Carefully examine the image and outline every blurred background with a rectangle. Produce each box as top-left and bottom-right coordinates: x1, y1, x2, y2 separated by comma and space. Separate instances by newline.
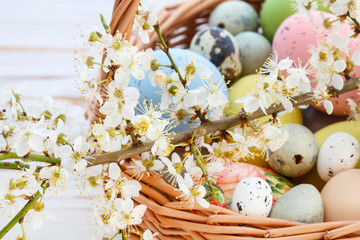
0, 0, 180, 239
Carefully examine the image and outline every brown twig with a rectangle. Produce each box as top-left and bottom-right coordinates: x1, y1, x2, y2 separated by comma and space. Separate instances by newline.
87, 77, 359, 166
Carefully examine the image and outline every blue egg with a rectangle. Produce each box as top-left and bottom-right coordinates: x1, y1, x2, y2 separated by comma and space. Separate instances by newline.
129, 48, 228, 132
209, 1, 259, 36
234, 31, 272, 76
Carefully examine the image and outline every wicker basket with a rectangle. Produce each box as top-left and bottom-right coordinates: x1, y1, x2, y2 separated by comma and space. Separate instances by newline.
86, 0, 360, 239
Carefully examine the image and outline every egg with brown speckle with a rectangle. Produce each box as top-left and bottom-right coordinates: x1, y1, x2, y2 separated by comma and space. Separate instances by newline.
317, 132, 360, 182
231, 177, 273, 217
268, 123, 318, 177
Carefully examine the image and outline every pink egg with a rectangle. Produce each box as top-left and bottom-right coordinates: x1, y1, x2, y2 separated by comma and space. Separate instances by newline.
273, 11, 360, 116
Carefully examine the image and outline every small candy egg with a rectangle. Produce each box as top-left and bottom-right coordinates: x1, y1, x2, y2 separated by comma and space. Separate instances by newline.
234, 31, 271, 76
321, 169, 360, 221
209, 1, 259, 36
268, 123, 318, 177
190, 27, 242, 81
317, 132, 360, 182
269, 184, 324, 223
231, 177, 273, 217
129, 48, 228, 132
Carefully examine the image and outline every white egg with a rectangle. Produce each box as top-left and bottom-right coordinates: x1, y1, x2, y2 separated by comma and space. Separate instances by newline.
231, 177, 273, 217
317, 132, 360, 182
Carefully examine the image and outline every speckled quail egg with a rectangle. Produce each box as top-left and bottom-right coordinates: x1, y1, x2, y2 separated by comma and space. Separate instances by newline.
190, 27, 242, 82
231, 177, 273, 217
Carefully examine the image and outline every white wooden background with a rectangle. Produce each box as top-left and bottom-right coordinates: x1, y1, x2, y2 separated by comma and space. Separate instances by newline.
0, 1, 180, 239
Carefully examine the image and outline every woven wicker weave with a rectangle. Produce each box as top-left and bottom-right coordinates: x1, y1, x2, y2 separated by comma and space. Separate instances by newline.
86, 1, 360, 239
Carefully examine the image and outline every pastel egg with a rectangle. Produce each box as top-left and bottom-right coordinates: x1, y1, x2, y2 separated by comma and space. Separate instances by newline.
292, 121, 360, 192
216, 162, 293, 207
272, 11, 360, 116
209, 1, 259, 36
234, 31, 271, 76
231, 177, 273, 217
260, 0, 328, 42
270, 184, 324, 223
260, 0, 296, 42
317, 132, 360, 182
129, 48, 228, 132
190, 27, 242, 81
321, 169, 360, 221
268, 123, 318, 177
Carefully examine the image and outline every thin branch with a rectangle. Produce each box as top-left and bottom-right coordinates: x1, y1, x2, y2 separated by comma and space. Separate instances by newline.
0, 161, 30, 170
0, 152, 61, 165
87, 77, 359, 166
153, 23, 186, 86
0, 181, 49, 239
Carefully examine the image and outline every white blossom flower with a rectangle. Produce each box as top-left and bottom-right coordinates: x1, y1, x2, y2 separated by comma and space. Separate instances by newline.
286, 61, 313, 92
92, 124, 130, 152
0, 197, 23, 218
261, 54, 293, 80
128, 152, 164, 179
316, 54, 346, 90
82, 165, 104, 195
227, 128, 252, 159
39, 166, 69, 189
178, 173, 209, 208
109, 198, 147, 230
312, 88, 334, 115
19, 165, 41, 196
291, 0, 318, 17
159, 152, 183, 184
0, 86, 18, 119
92, 196, 118, 234
60, 136, 90, 173
329, 0, 360, 19
347, 98, 360, 122
26, 206, 56, 230
134, 5, 157, 44
247, 124, 289, 157
14, 120, 46, 157
105, 163, 141, 201
146, 120, 172, 156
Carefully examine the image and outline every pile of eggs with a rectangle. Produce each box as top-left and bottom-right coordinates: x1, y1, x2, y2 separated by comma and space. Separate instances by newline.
137, 0, 360, 223
185, 0, 360, 223
216, 122, 360, 223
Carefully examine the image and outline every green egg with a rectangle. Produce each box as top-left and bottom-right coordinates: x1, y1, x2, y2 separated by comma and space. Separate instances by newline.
260, 0, 296, 42
270, 184, 324, 223
260, 0, 329, 42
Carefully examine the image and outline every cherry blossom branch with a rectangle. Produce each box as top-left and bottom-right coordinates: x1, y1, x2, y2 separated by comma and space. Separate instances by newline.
88, 77, 359, 166
0, 181, 49, 239
0, 152, 61, 165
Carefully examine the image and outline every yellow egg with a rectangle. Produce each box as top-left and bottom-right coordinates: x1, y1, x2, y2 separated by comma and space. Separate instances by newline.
293, 121, 360, 191
238, 147, 271, 168
227, 74, 303, 125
